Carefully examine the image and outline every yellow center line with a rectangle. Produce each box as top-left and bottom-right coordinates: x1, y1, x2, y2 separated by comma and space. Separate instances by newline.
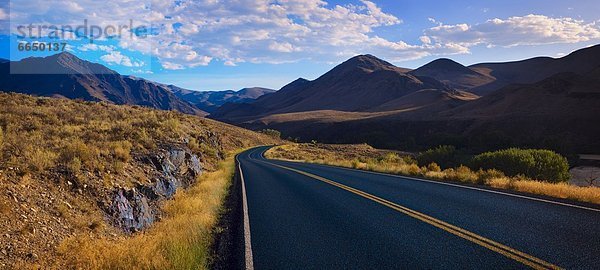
261, 160, 562, 270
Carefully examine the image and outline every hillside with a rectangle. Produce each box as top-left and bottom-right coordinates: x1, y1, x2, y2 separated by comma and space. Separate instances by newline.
211, 54, 453, 122
0, 92, 278, 268
469, 44, 600, 95
409, 58, 494, 90
171, 86, 275, 113
0, 53, 204, 115
210, 45, 600, 153
263, 68, 600, 153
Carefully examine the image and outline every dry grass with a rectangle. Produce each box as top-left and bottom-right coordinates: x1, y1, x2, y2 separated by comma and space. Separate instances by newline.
267, 144, 600, 205
487, 178, 600, 203
57, 153, 238, 270
0, 92, 279, 268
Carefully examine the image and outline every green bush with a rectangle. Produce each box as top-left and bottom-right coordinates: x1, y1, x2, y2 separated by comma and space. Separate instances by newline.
417, 145, 456, 169
471, 148, 569, 182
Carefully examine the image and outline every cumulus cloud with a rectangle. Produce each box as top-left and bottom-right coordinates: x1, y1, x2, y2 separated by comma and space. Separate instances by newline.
161, 61, 184, 70
424, 14, 600, 47
79, 44, 115, 52
100, 51, 143, 67
8, 2, 599, 69
9, 0, 452, 68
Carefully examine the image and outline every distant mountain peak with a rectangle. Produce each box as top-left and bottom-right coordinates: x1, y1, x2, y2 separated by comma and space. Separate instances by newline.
425, 58, 462, 68
416, 58, 474, 73
409, 57, 493, 90
13, 52, 115, 75
341, 54, 396, 71
1, 53, 202, 115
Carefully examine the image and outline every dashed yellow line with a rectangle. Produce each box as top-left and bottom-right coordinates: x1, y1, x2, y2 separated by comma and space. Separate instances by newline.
264, 161, 562, 270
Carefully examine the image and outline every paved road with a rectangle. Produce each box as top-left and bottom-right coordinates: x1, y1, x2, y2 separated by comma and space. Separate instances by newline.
237, 146, 600, 269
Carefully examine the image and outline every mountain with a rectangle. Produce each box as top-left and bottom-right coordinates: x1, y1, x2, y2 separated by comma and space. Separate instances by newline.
211, 44, 600, 153
171, 86, 275, 113
0, 53, 204, 115
409, 58, 494, 90
0, 58, 9, 64
447, 68, 600, 118
469, 44, 600, 95
250, 68, 600, 153
211, 54, 453, 123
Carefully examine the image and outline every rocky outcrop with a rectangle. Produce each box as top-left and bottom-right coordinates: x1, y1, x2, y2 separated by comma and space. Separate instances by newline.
111, 189, 154, 232
109, 148, 203, 232
143, 148, 203, 199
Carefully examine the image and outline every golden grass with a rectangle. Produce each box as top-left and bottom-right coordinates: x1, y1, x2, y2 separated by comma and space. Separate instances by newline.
487, 178, 600, 203
57, 153, 238, 270
266, 144, 600, 205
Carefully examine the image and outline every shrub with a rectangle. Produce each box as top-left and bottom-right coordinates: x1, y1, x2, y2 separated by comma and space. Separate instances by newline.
406, 164, 421, 176
259, 129, 281, 139
402, 155, 417, 165
443, 165, 478, 184
382, 153, 401, 163
26, 148, 58, 172
66, 157, 82, 174
111, 140, 132, 162
476, 169, 505, 184
417, 145, 456, 169
471, 148, 569, 182
427, 162, 441, 172
60, 140, 98, 171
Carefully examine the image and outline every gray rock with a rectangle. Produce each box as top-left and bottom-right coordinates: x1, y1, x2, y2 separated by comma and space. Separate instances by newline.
110, 189, 154, 232
110, 147, 203, 232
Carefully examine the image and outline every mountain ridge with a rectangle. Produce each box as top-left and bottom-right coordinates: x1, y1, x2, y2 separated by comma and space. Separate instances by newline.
409, 58, 494, 90
211, 44, 600, 153
0, 53, 204, 115
171, 87, 275, 113
210, 54, 452, 122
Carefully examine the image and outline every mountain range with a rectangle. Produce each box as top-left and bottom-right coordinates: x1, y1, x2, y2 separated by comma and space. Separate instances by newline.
2, 45, 599, 153
171, 86, 275, 113
0, 53, 272, 115
211, 44, 600, 153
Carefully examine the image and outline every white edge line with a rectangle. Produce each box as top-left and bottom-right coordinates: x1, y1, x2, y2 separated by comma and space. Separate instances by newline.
261, 150, 600, 213
236, 154, 254, 270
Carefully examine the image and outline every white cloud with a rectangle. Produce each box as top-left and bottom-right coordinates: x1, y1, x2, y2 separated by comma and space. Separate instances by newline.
419, 36, 431, 44
161, 61, 184, 70
9, 0, 436, 67
268, 41, 298, 52
101, 51, 143, 67
79, 44, 115, 52
424, 14, 600, 48
132, 69, 153, 74
9, 2, 598, 69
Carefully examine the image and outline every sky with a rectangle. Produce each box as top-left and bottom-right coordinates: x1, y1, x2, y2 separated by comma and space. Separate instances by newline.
1, 0, 600, 91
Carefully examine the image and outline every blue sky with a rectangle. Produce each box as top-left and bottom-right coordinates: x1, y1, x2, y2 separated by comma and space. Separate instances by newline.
1, 0, 599, 90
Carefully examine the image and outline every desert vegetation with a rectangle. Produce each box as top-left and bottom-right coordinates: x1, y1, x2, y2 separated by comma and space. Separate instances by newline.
266, 144, 600, 204
471, 148, 570, 182
0, 92, 277, 268
57, 155, 238, 269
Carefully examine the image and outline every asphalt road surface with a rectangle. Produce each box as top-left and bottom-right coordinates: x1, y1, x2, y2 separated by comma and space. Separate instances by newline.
237, 146, 600, 269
